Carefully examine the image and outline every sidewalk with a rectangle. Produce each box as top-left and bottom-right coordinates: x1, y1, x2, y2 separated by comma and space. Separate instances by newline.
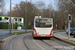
54, 32, 75, 41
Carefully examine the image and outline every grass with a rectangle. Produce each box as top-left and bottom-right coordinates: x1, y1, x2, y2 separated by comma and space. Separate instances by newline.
7, 31, 32, 35
65, 39, 75, 43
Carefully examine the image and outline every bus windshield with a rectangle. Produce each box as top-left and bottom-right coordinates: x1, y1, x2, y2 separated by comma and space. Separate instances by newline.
35, 19, 52, 28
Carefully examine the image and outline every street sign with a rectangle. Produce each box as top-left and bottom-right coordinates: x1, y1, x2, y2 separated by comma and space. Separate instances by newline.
10, 19, 15, 33
11, 19, 15, 24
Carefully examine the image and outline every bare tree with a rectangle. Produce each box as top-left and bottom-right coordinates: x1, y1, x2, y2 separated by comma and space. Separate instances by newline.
34, 0, 45, 16
8, 1, 38, 25
55, 0, 75, 29
48, 3, 54, 18
0, 0, 5, 15
71, 0, 75, 4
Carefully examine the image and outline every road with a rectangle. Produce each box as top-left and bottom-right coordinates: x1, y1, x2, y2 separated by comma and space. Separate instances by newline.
0, 30, 32, 39
2, 33, 75, 50
0, 30, 32, 35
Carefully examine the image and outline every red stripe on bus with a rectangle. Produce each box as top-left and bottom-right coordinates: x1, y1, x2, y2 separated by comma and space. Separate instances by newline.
50, 29, 53, 36
34, 28, 37, 35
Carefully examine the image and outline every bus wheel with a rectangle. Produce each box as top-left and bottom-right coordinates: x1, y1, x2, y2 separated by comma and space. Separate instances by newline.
50, 37, 51, 39
50, 37, 52, 40
33, 37, 35, 39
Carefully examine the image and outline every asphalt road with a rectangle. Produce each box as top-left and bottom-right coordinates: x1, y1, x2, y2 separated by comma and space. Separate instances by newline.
2, 33, 75, 50
0, 30, 32, 35
0, 30, 32, 39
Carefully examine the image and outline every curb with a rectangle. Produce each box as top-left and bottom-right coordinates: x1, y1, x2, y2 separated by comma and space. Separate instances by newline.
53, 36, 75, 46
16, 32, 32, 35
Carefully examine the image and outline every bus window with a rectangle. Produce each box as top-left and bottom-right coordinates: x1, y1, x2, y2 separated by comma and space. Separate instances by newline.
35, 19, 52, 27
20, 19, 21, 21
18, 19, 21, 21
5, 17, 8, 20
0, 17, 2, 21
14, 18, 17, 21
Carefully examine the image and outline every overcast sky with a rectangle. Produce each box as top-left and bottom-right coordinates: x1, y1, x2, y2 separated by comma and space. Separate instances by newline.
4, 0, 57, 12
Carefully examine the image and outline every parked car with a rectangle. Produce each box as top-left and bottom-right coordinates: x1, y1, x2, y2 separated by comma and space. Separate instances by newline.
66, 28, 75, 35
73, 31, 75, 38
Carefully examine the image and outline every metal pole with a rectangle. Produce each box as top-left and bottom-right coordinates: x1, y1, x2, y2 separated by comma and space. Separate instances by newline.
17, 5, 19, 27
68, 18, 70, 40
25, 0, 27, 31
12, 23, 13, 33
54, 12, 55, 30
10, 0, 11, 34
49, 10, 50, 18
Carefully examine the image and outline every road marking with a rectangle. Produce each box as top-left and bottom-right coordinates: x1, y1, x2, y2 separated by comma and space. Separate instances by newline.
33, 39, 45, 50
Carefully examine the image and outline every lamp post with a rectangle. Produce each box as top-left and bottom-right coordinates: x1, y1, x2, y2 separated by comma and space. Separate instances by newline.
16, 4, 19, 27
25, 0, 27, 31
53, 12, 55, 30
10, 0, 11, 34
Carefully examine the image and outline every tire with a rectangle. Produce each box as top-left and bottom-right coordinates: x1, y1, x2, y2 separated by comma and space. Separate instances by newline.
33, 37, 36, 39
50, 37, 52, 39
33, 37, 35, 39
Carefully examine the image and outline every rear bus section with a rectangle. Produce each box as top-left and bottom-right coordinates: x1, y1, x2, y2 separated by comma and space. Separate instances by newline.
32, 18, 53, 38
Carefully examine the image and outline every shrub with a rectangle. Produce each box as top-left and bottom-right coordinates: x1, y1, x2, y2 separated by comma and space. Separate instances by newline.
0, 23, 20, 29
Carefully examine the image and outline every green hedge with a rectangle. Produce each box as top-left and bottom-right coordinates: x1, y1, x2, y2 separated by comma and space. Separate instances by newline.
0, 23, 33, 29
0, 23, 9, 29
0, 23, 19, 29
22, 25, 33, 29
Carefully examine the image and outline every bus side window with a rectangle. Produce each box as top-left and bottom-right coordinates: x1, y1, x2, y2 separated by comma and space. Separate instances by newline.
0, 17, 2, 21
14, 18, 17, 21
20, 19, 21, 21
5, 17, 8, 20
36, 23, 40, 27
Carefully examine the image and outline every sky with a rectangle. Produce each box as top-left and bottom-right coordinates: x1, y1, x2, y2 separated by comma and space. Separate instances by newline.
4, 0, 57, 12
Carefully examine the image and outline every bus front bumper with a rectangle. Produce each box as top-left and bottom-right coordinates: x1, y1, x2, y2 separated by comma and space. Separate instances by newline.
34, 34, 53, 37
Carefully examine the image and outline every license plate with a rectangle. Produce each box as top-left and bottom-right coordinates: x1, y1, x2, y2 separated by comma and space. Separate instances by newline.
41, 35, 46, 36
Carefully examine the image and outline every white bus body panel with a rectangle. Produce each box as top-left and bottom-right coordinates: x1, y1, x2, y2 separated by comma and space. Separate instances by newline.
33, 18, 53, 37
34, 27, 53, 35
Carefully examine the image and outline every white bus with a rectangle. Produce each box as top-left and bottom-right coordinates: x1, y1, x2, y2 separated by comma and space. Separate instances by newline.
32, 17, 53, 38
